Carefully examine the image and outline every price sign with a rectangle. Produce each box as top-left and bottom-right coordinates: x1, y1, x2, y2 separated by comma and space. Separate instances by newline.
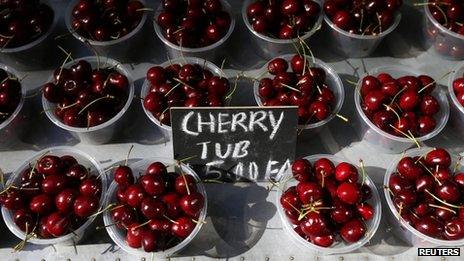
171, 107, 298, 181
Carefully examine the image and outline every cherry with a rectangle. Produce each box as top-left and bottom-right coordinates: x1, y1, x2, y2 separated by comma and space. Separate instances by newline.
357, 203, 374, 221
45, 212, 71, 237
111, 205, 137, 229
364, 90, 386, 111
65, 164, 88, 181
149, 219, 172, 233
425, 148, 452, 169
179, 192, 205, 217
126, 223, 145, 248
268, 58, 289, 75
334, 162, 358, 183
291, 158, 312, 181
29, 194, 53, 214
140, 174, 165, 196
141, 197, 166, 219
336, 182, 360, 205
454, 173, 464, 188
125, 185, 145, 208
310, 234, 334, 247
300, 212, 329, 237
330, 204, 353, 224
394, 190, 417, 207
73, 195, 99, 218
13, 209, 34, 232
314, 158, 335, 178
0, 189, 25, 210
280, 187, 302, 211
340, 219, 366, 243
55, 188, 78, 213
361, 75, 381, 97
79, 177, 101, 197
414, 217, 444, 238
41, 175, 67, 195
175, 175, 196, 195
415, 175, 435, 192
162, 193, 182, 219
333, 10, 353, 30
399, 91, 421, 111
171, 216, 195, 238
141, 230, 157, 252
436, 181, 461, 203
445, 219, 464, 240
397, 157, 423, 180
37, 156, 62, 176
114, 166, 134, 186
296, 182, 323, 204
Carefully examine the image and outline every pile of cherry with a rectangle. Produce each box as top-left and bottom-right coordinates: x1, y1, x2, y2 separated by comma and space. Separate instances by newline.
359, 73, 441, 137
42, 59, 130, 128
245, 0, 321, 39
0, 69, 21, 124
452, 75, 464, 107
387, 148, 464, 240
0, 154, 102, 238
427, 0, 464, 35
280, 158, 374, 247
258, 54, 335, 125
0, 0, 54, 48
71, 0, 145, 42
157, 0, 231, 48
111, 161, 205, 252
324, 0, 402, 35
144, 62, 230, 126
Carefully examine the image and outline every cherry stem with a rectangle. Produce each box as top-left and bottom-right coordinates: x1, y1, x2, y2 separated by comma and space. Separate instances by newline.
133, 220, 151, 229
0, 167, 4, 187
280, 83, 301, 92
397, 202, 404, 221
125, 145, 134, 166
89, 203, 116, 218
418, 71, 454, 93
136, 8, 154, 12
424, 189, 463, 209
384, 185, 394, 196
96, 222, 120, 230
359, 159, 367, 186
428, 203, 456, 214
419, 161, 443, 186
164, 82, 181, 97
453, 156, 462, 173
78, 95, 115, 115
376, 12, 383, 34
225, 73, 242, 102
192, 219, 206, 224
336, 114, 349, 122
346, 79, 358, 86
389, 124, 421, 149
163, 215, 177, 224
173, 77, 194, 89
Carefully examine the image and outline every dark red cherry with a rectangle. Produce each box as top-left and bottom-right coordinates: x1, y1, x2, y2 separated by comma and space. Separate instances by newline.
171, 216, 195, 238
340, 219, 366, 242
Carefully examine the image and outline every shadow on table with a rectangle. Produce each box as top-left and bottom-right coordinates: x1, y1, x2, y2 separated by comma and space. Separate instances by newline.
361, 166, 411, 256
176, 181, 276, 259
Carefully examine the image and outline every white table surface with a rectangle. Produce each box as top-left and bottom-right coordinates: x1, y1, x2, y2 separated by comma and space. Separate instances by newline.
0, 0, 463, 260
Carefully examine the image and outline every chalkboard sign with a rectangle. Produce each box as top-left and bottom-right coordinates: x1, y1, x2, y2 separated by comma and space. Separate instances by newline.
171, 107, 298, 181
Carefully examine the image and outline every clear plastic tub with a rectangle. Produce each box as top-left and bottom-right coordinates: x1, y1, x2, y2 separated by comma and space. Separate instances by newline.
0, 64, 27, 150
252, 54, 344, 133
324, 12, 401, 58
354, 66, 450, 154
448, 63, 464, 131
0, 1, 59, 71
242, 0, 323, 59
153, 0, 235, 63
42, 56, 135, 144
276, 154, 382, 255
65, 0, 148, 62
423, 5, 464, 60
141, 56, 224, 136
383, 147, 464, 247
1, 146, 107, 246
103, 158, 207, 257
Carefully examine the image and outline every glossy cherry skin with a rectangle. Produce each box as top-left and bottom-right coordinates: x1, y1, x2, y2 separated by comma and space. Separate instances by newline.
389, 173, 413, 194
114, 165, 134, 186
336, 182, 360, 205
79, 177, 101, 197
334, 162, 358, 183
340, 219, 366, 242
175, 174, 197, 195
357, 203, 374, 221
414, 217, 444, 238
141, 230, 157, 252
146, 162, 168, 176
141, 197, 166, 219
37, 155, 62, 176
180, 192, 205, 217
330, 204, 353, 224
73, 195, 99, 218
445, 219, 464, 240
13, 209, 34, 232
46, 212, 70, 237
397, 157, 423, 180
0, 189, 25, 210
29, 194, 53, 214
435, 181, 461, 203
140, 174, 165, 196
280, 186, 302, 211
171, 216, 195, 238
65, 164, 88, 181
425, 148, 452, 169
296, 182, 323, 204
126, 223, 145, 248
125, 185, 146, 208
111, 205, 137, 229
41, 175, 67, 194
55, 188, 78, 213
291, 158, 312, 181
300, 212, 329, 237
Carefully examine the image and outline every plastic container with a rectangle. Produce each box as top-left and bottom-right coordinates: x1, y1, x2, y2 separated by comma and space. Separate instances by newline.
354, 66, 450, 154
103, 158, 207, 257
0, 64, 27, 150
252, 54, 344, 133
423, 4, 464, 60
153, 0, 235, 63
383, 147, 464, 247
276, 154, 382, 255
141, 56, 224, 136
42, 56, 135, 144
65, 0, 148, 62
1, 146, 107, 246
324, 12, 401, 58
242, 0, 323, 59
0, 1, 59, 71
448, 63, 464, 132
